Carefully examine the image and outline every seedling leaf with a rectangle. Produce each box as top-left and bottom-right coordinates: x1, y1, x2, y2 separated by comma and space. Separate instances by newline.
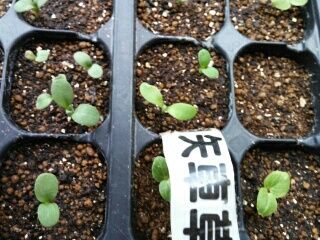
73, 51, 92, 70
71, 104, 100, 127
14, 0, 35, 12
35, 0, 48, 8
35, 49, 50, 63
152, 156, 169, 182
25, 50, 36, 61
34, 173, 58, 203
51, 74, 74, 109
271, 0, 291, 10
201, 67, 219, 79
257, 187, 278, 217
139, 83, 164, 107
166, 103, 198, 121
36, 93, 52, 110
264, 171, 290, 198
88, 63, 103, 79
38, 203, 60, 228
290, 0, 308, 6
176, 0, 188, 4
198, 49, 211, 69
159, 179, 170, 202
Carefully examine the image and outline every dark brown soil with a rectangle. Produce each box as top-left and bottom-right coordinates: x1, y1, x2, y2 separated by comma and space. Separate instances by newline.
231, 0, 305, 43
241, 148, 320, 240
137, 0, 225, 40
21, 0, 112, 34
133, 142, 171, 240
235, 53, 314, 138
10, 40, 110, 134
0, 141, 108, 240
0, 0, 10, 18
135, 43, 229, 133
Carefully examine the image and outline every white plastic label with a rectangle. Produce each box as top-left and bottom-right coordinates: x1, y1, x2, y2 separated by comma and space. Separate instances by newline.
161, 129, 240, 240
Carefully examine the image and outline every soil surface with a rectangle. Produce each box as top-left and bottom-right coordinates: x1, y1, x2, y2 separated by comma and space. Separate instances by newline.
133, 142, 171, 240
21, 0, 112, 34
241, 148, 320, 240
135, 43, 229, 133
0, 0, 10, 18
0, 141, 108, 240
137, 0, 225, 40
231, 0, 305, 43
235, 53, 314, 138
10, 40, 110, 134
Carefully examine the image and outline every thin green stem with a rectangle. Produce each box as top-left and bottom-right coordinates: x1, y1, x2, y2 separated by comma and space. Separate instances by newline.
161, 104, 168, 113
66, 104, 75, 117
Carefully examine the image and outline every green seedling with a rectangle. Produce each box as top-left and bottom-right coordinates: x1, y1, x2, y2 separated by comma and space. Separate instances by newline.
271, 0, 308, 10
176, 0, 188, 4
198, 49, 219, 79
36, 74, 101, 127
139, 82, 198, 121
73, 51, 103, 79
257, 171, 291, 217
34, 173, 60, 228
152, 156, 170, 202
14, 0, 48, 15
25, 49, 50, 63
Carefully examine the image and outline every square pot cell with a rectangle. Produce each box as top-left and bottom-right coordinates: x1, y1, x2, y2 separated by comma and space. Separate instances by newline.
8, 39, 111, 134
135, 42, 229, 133
0, 0, 10, 18
132, 142, 170, 240
16, 0, 113, 34
234, 47, 316, 138
241, 147, 319, 239
0, 140, 108, 239
230, 0, 305, 43
137, 0, 225, 40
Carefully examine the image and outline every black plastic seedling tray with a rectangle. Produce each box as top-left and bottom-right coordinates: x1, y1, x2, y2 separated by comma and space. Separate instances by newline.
0, 0, 320, 239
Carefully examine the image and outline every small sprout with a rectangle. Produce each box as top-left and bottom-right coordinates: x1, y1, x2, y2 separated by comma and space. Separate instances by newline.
198, 49, 219, 79
152, 156, 170, 202
14, 0, 48, 15
73, 51, 103, 79
36, 74, 101, 127
34, 173, 60, 228
257, 171, 291, 217
176, 0, 188, 4
25, 49, 50, 63
139, 82, 198, 121
271, 0, 308, 10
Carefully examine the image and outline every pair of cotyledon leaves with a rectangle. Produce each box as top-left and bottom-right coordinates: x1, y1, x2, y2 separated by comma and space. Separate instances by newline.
25, 49, 50, 63
34, 173, 60, 228
36, 74, 101, 127
198, 49, 219, 79
257, 171, 291, 217
73, 52, 103, 79
152, 156, 170, 202
140, 82, 198, 121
